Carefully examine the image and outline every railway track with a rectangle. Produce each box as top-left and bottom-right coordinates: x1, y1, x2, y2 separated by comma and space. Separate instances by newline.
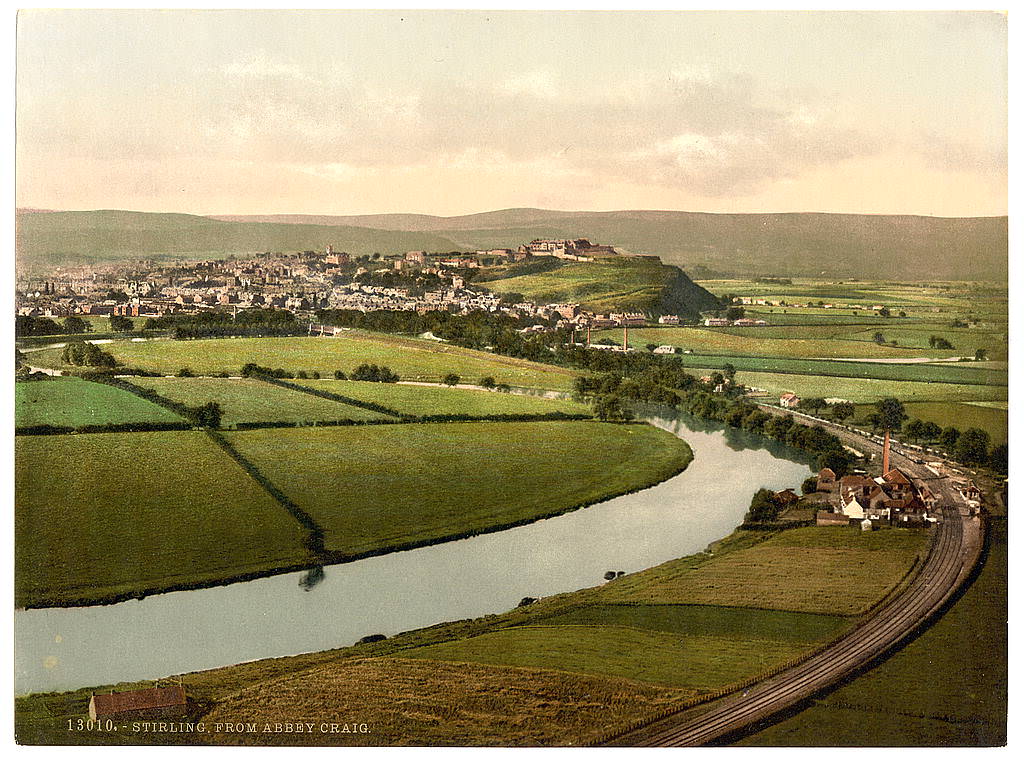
606, 412, 982, 747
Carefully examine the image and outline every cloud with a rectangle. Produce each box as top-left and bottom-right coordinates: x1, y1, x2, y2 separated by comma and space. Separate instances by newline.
18, 53, 1004, 201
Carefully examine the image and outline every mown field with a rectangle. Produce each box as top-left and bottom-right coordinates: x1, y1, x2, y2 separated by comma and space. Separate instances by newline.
130, 377, 393, 425
854, 401, 1008, 446
293, 379, 589, 417
739, 519, 1007, 746
202, 658, 686, 747
596, 526, 928, 616
27, 333, 578, 390
15, 377, 184, 429
15, 431, 308, 608
224, 421, 692, 558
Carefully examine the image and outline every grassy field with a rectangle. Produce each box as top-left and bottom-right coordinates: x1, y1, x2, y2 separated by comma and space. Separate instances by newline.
293, 379, 589, 417
129, 377, 393, 425
738, 519, 1007, 746
15, 377, 185, 429
854, 401, 1008, 445
537, 604, 849, 644
641, 353, 1005, 387
224, 421, 692, 558
596, 526, 928, 616
28, 333, 579, 390
727, 369, 1008, 404
15, 431, 308, 608
400, 624, 814, 691
593, 327, 949, 360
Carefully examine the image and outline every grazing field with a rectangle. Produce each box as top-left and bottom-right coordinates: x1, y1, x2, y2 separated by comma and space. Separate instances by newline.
854, 401, 1008, 445
225, 421, 692, 558
400, 624, 812, 690
15, 377, 185, 429
28, 333, 578, 390
538, 604, 849, 644
595, 526, 928, 616
592, 327, 943, 360
739, 520, 1007, 747
14, 431, 308, 608
201, 658, 686, 747
727, 369, 1008, 404
293, 379, 589, 417
130, 377, 392, 425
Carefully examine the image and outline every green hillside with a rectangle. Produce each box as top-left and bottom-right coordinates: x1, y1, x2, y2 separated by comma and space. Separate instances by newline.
475, 256, 720, 316
15, 210, 463, 272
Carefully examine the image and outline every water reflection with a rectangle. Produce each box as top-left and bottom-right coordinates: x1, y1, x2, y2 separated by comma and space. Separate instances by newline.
298, 565, 325, 591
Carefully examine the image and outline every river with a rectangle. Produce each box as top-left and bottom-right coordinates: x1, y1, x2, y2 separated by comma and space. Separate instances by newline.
15, 408, 812, 695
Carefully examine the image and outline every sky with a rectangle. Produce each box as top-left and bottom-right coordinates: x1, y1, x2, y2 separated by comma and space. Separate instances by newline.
14, 9, 1008, 217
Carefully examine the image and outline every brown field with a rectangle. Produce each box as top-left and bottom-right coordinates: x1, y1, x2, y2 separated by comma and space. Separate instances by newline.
201, 657, 684, 746
596, 527, 928, 616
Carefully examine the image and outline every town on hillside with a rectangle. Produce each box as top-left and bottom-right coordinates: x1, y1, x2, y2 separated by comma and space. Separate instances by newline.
15, 237, 754, 343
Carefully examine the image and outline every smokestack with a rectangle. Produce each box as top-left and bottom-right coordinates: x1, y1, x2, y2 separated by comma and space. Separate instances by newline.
623, 325, 629, 350
586, 325, 591, 347
882, 430, 891, 475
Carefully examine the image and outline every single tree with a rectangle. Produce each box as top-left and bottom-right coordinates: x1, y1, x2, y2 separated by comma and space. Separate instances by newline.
442, 373, 461, 387
832, 402, 856, 423
62, 315, 89, 334
939, 426, 962, 451
478, 376, 496, 389
110, 315, 134, 332
954, 428, 991, 466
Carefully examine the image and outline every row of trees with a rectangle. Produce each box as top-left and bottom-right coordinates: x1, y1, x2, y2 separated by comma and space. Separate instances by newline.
16, 315, 94, 337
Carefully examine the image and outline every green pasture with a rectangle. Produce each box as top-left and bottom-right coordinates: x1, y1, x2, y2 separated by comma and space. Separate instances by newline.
293, 379, 589, 417
224, 421, 692, 558
538, 604, 848, 644
15, 377, 184, 429
130, 377, 392, 425
596, 526, 928, 616
27, 333, 579, 390
14, 431, 308, 608
400, 624, 812, 690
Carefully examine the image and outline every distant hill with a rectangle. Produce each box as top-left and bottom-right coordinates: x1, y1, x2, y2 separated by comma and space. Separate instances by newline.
15, 210, 463, 273
18, 207, 1007, 281
214, 208, 1008, 281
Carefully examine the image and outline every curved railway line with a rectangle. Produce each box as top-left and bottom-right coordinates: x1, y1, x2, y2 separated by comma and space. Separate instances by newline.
607, 411, 984, 747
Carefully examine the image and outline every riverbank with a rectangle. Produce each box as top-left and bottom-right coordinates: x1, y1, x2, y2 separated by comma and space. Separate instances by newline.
14, 521, 930, 745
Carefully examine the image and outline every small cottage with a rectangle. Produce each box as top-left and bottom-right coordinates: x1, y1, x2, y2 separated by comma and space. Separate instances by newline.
89, 685, 187, 721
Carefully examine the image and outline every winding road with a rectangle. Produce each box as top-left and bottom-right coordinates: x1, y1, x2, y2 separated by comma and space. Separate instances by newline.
606, 408, 984, 747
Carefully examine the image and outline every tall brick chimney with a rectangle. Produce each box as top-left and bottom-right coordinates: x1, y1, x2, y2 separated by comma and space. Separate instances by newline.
623, 325, 629, 351
882, 429, 891, 475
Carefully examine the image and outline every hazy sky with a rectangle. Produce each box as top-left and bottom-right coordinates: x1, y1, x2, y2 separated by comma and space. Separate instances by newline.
15, 9, 1007, 217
